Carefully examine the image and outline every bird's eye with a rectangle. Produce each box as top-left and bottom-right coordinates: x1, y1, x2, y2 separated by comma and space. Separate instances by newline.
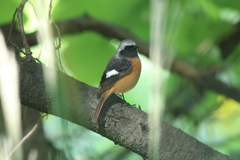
125, 45, 136, 50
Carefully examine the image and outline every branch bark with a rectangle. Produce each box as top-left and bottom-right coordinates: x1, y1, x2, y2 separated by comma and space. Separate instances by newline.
18, 57, 230, 160
2, 15, 240, 102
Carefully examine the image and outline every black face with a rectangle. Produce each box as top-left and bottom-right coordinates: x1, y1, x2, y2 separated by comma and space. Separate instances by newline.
119, 45, 138, 58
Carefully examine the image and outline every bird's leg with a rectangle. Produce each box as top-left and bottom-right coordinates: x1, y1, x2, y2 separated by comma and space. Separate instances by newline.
117, 93, 125, 101
121, 93, 125, 101
132, 104, 141, 110
138, 105, 142, 110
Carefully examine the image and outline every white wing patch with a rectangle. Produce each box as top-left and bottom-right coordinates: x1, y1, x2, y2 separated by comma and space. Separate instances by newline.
106, 69, 119, 78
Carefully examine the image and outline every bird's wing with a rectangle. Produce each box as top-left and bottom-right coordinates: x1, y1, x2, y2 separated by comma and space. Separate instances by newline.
97, 58, 132, 97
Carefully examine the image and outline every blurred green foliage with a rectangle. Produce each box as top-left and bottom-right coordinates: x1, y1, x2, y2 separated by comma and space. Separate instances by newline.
1, 0, 240, 159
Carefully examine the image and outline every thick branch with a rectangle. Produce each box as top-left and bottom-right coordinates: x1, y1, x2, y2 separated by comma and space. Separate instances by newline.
3, 15, 240, 102
18, 57, 230, 160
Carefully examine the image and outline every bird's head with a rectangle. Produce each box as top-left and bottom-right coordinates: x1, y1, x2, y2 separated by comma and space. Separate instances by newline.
117, 39, 138, 58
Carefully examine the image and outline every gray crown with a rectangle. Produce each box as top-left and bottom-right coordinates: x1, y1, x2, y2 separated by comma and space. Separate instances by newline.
117, 39, 136, 52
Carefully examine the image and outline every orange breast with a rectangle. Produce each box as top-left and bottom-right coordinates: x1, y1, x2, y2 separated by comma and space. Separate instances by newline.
112, 58, 141, 94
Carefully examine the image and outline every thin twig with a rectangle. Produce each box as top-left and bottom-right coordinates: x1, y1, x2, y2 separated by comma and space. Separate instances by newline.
48, 0, 64, 72
53, 22, 61, 49
9, 115, 46, 157
8, 41, 25, 54
27, 0, 40, 22
48, 0, 53, 21
9, 124, 38, 157
7, 9, 26, 54
52, 22, 64, 72
7, 9, 17, 43
17, 0, 32, 57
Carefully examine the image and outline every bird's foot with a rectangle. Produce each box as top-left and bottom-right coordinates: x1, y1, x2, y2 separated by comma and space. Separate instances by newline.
132, 104, 142, 110
117, 93, 125, 101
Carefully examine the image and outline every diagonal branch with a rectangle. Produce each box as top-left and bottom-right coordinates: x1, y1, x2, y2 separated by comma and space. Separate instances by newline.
18, 57, 231, 160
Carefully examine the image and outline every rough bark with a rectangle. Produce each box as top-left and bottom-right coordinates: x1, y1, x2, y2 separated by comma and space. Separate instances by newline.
18, 57, 231, 160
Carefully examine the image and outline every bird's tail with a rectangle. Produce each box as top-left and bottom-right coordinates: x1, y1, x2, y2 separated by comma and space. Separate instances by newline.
92, 90, 111, 123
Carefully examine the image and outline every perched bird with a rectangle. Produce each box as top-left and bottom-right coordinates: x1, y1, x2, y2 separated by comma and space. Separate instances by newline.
92, 39, 141, 123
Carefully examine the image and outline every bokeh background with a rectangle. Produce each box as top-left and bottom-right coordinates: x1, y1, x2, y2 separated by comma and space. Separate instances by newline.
0, 0, 240, 159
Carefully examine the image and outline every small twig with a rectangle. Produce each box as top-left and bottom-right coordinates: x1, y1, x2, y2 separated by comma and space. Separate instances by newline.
34, 58, 42, 64
53, 22, 62, 49
8, 40, 25, 54
48, 0, 53, 21
9, 124, 38, 157
48, 0, 62, 50
16, 0, 32, 57
48, 0, 64, 72
9, 115, 46, 157
7, 9, 17, 43
27, 0, 39, 22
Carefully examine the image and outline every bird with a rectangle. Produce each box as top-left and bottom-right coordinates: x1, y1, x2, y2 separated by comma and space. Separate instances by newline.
92, 39, 141, 123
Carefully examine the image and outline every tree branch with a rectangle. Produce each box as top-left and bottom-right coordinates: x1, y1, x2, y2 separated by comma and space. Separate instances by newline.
18, 57, 230, 160
3, 15, 240, 102
218, 22, 240, 59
